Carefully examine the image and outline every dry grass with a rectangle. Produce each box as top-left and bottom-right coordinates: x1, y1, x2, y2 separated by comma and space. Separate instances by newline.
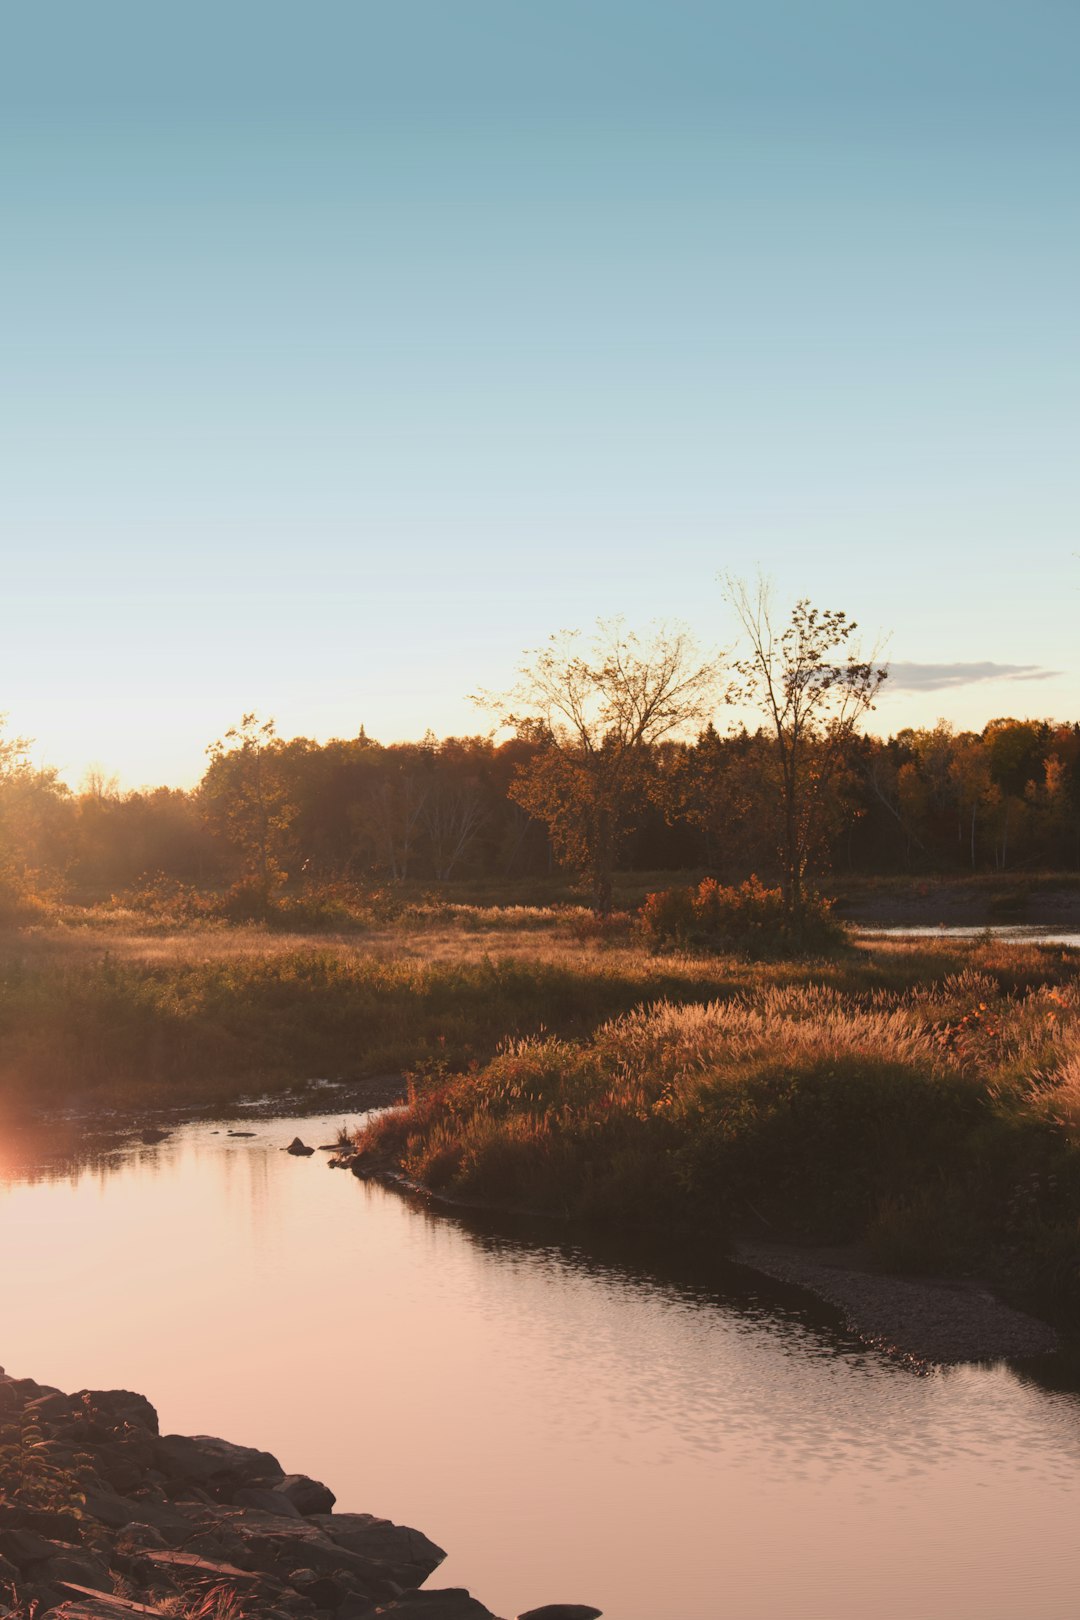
354, 934, 1080, 1322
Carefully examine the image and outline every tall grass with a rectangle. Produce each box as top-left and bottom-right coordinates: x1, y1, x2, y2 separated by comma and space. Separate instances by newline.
355, 942, 1080, 1322
0, 919, 848, 1111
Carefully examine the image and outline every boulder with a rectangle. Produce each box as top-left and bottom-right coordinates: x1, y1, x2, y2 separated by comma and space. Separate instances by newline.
76, 1392, 160, 1435
23, 1393, 81, 1423
274, 1476, 337, 1516
80, 1490, 194, 1538
233, 1487, 304, 1519
115, 1525, 169, 1555
9, 1378, 61, 1401
286, 1139, 315, 1157
0, 1504, 84, 1545
310, 1515, 445, 1581
152, 1434, 283, 1488
31, 1548, 112, 1592
517, 1610, 603, 1620
366, 1592, 503, 1620
0, 1524, 60, 1563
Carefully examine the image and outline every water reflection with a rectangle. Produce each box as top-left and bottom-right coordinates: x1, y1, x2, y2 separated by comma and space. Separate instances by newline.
3, 1114, 1080, 1620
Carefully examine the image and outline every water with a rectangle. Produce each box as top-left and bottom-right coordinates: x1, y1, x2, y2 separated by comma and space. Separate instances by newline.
854, 926, 1075, 946
4, 1112, 1080, 1619
857, 923, 1080, 947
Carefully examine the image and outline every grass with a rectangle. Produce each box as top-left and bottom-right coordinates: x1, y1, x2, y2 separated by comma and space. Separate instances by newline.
0, 911, 848, 1114
3, 907, 1076, 1116
353, 934, 1080, 1326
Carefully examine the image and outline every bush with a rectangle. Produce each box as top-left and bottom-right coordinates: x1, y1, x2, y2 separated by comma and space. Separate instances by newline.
0, 864, 49, 927
640, 876, 845, 959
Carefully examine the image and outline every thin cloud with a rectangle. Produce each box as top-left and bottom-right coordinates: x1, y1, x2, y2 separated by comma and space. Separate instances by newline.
883, 661, 1060, 693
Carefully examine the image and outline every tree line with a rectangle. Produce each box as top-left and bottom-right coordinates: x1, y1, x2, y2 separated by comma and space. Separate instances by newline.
2, 592, 1078, 920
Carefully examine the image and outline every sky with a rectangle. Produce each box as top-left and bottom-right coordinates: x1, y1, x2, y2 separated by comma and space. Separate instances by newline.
2, 0, 1077, 789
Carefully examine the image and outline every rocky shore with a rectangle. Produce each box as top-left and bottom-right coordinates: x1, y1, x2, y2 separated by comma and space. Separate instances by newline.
732, 1240, 1061, 1364
0, 1369, 599, 1620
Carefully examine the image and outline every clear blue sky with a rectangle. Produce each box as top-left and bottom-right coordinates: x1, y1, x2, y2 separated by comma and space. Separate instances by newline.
2, 0, 1077, 787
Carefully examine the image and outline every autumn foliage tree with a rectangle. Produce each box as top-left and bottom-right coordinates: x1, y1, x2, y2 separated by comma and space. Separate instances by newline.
725, 579, 886, 925
484, 622, 717, 912
201, 715, 297, 910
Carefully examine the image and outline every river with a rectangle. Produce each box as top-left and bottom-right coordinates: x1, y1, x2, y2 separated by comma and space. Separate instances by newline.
856, 923, 1080, 947
3, 1110, 1080, 1619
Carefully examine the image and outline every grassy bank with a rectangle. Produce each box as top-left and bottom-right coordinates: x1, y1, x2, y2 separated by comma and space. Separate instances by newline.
0, 913, 868, 1114
354, 937, 1080, 1327
3, 912, 1075, 1116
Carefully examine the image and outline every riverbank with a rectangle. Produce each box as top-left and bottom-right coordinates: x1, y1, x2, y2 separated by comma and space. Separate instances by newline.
0, 1367, 599, 1620
833, 873, 1080, 928
730, 1239, 1061, 1363
337, 1160, 1063, 1365
3, 921, 1046, 1118
351, 936, 1080, 1339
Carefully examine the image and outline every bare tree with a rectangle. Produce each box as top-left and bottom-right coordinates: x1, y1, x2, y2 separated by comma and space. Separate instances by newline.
479, 620, 718, 913
422, 777, 488, 881
724, 577, 886, 924
360, 772, 429, 881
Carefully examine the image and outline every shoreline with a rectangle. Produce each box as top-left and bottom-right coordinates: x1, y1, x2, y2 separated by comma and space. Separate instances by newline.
730, 1238, 1061, 1365
0, 1367, 599, 1620
344, 1162, 1065, 1367
5, 1094, 1070, 1372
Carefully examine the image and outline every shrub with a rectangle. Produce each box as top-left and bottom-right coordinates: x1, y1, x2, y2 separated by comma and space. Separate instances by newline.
0, 864, 49, 927
640, 876, 845, 959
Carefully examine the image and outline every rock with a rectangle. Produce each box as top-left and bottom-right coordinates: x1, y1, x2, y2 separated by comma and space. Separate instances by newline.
115, 1525, 169, 1555
366, 1592, 503, 1620
93, 1444, 152, 1494
80, 1490, 193, 1537
0, 1524, 61, 1563
9, 1378, 61, 1401
338, 1597, 389, 1620
227, 1131, 257, 1138
50, 1600, 165, 1620
77, 1391, 160, 1435
141, 1550, 261, 1584
292, 1574, 347, 1609
23, 1392, 81, 1423
1, 1372, 558, 1620
0, 1504, 84, 1544
236, 1524, 391, 1589
310, 1515, 445, 1582
152, 1434, 283, 1488
286, 1138, 315, 1157
33, 1548, 112, 1592
274, 1476, 336, 1516
517, 1609, 603, 1620
233, 1487, 304, 1519
19, 1580, 68, 1613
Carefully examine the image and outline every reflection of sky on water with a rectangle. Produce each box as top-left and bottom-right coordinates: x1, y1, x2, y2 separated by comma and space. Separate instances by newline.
3, 1114, 1080, 1620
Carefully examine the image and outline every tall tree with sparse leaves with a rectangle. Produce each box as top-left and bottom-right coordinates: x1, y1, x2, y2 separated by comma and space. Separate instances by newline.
725, 577, 886, 926
481, 621, 717, 913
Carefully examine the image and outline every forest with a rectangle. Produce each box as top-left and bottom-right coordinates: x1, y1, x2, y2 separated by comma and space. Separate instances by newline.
1, 709, 1078, 924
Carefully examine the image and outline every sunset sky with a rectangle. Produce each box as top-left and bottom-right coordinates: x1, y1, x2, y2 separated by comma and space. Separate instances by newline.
3, 0, 1077, 789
